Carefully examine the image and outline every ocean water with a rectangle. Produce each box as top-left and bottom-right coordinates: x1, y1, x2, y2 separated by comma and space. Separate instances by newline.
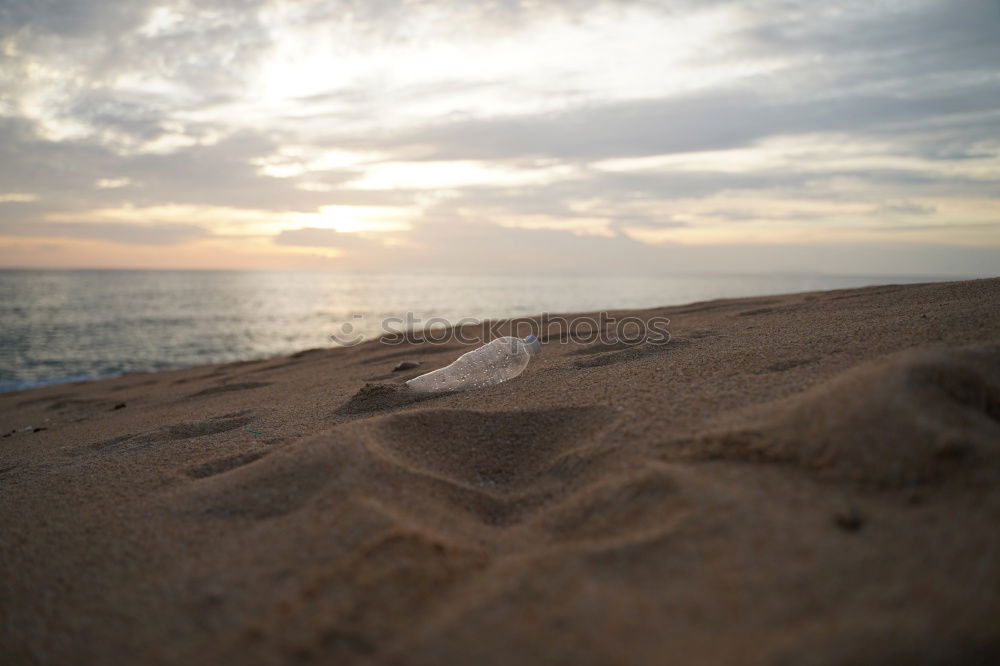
0, 270, 951, 392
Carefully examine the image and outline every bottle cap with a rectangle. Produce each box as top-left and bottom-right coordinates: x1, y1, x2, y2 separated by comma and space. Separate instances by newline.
524, 334, 541, 356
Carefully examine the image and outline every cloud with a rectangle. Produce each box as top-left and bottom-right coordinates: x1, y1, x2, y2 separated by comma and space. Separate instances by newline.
270, 216, 1000, 277
0, 0, 147, 37
382, 81, 1000, 162
0, 192, 37, 202
863, 222, 997, 234
0, 219, 209, 245
879, 202, 937, 216
95, 177, 130, 189
274, 227, 377, 248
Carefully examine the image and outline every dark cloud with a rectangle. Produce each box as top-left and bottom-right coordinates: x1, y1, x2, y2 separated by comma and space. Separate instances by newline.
272, 217, 1000, 277
384, 82, 1000, 162
863, 221, 997, 234
737, 0, 1000, 81
0, 0, 146, 37
0, 120, 404, 221
0, 219, 209, 245
67, 93, 173, 142
879, 202, 937, 216
276, 219, 673, 273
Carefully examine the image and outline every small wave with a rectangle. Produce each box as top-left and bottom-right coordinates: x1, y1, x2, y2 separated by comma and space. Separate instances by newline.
0, 374, 120, 394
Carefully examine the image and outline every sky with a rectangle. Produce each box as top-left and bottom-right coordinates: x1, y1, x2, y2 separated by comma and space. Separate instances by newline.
0, 0, 998, 275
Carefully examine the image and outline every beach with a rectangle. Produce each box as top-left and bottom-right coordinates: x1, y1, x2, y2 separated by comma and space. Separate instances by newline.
1, 278, 998, 665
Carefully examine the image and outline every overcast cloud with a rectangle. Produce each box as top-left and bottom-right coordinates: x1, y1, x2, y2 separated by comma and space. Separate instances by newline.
0, 0, 998, 274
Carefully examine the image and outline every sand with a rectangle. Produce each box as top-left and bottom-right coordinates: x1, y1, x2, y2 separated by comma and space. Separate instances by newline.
1, 278, 999, 665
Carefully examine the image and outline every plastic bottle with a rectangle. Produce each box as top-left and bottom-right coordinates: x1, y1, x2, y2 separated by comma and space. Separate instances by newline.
405, 335, 541, 393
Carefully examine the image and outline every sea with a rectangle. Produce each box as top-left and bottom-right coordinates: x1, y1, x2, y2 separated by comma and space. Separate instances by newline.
0, 270, 957, 392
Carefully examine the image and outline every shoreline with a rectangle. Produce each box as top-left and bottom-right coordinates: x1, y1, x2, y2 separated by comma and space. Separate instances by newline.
0, 277, 981, 396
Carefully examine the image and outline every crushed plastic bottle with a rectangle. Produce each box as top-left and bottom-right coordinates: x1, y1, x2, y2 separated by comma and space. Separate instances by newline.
405, 335, 541, 393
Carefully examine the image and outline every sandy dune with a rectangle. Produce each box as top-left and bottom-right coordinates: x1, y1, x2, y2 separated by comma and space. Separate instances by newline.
2, 278, 999, 665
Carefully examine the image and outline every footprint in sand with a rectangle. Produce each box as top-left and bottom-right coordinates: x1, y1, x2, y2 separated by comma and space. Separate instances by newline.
366, 407, 610, 490
179, 405, 616, 529
184, 451, 270, 479
572, 338, 688, 369
70, 413, 255, 457
184, 382, 271, 399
